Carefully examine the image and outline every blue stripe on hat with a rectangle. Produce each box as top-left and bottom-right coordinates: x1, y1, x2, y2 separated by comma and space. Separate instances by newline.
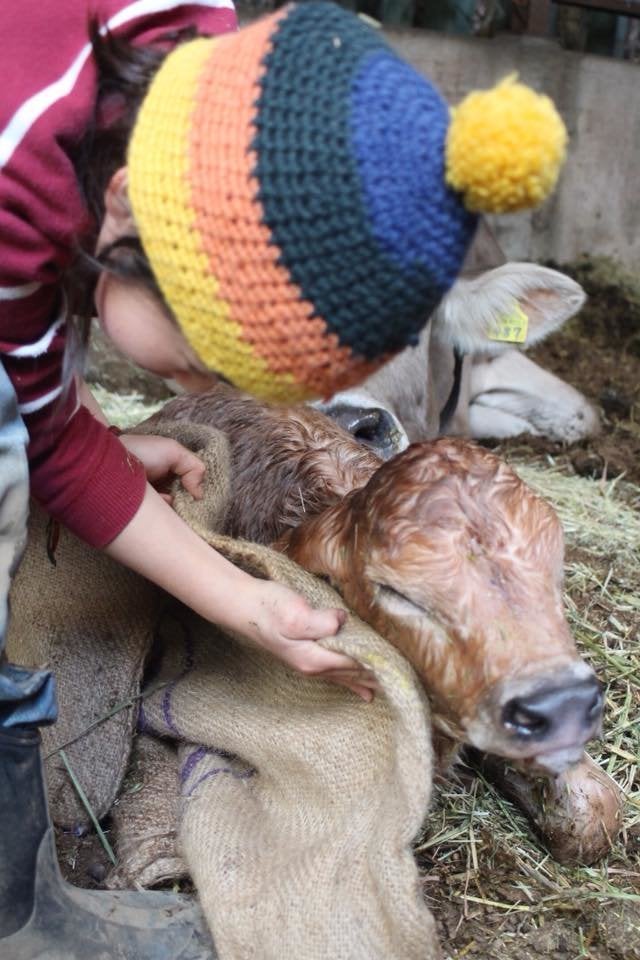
350, 50, 476, 292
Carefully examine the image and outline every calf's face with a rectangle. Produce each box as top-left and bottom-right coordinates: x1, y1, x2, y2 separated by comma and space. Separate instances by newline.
283, 440, 602, 774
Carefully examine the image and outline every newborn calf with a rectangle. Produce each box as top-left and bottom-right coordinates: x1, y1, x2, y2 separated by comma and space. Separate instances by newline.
150, 385, 601, 774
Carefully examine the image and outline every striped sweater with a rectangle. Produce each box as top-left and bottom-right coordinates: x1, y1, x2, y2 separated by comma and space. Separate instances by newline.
0, 0, 237, 547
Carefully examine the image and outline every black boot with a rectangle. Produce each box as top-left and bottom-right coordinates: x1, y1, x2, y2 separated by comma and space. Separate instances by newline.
0, 725, 217, 959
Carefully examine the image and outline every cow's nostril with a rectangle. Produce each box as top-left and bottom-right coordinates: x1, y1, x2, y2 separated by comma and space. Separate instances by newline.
351, 409, 383, 443
317, 398, 409, 460
328, 406, 402, 460
502, 699, 551, 739
501, 678, 603, 743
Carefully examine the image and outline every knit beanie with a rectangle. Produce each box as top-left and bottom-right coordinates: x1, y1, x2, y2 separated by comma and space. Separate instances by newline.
128, 1, 567, 402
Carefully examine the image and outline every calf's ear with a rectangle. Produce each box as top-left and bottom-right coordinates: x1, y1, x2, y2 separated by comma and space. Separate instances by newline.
280, 506, 352, 588
437, 263, 586, 355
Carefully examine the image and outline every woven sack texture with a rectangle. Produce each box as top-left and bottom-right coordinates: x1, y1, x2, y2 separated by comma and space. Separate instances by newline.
6, 427, 231, 829
7, 505, 160, 828
107, 733, 189, 890
9, 419, 439, 960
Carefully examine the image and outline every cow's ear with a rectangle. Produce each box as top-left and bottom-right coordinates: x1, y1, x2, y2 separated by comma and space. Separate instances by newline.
438, 264, 586, 355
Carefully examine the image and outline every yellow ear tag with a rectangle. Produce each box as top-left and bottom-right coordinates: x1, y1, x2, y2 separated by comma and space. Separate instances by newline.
487, 303, 529, 343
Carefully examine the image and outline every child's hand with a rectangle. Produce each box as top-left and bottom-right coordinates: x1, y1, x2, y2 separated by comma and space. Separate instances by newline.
120, 433, 205, 501
106, 483, 377, 703
241, 580, 378, 702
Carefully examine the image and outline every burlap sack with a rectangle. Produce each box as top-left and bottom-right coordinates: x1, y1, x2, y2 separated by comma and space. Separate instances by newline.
108, 733, 188, 890
8, 418, 440, 960
6, 426, 231, 828
138, 536, 439, 960
7, 506, 160, 827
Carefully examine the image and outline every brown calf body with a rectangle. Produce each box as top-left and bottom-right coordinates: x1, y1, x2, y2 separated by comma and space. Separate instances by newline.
147, 384, 624, 863
150, 384, 599, 773
281, 439, 589, 764
148, 384, 381, 544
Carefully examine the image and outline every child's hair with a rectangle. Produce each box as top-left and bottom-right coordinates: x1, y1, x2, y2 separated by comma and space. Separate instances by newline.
63, 22, 199, 383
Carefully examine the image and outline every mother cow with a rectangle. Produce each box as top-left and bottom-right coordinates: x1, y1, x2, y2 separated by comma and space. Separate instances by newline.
319, 224, 600, 456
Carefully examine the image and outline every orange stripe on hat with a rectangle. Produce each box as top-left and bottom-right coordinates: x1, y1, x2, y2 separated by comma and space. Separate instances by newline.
127, 37, 300, 401
187, 12, 377, 398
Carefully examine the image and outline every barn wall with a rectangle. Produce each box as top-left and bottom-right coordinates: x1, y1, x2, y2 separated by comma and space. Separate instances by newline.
385, 29, 640, 269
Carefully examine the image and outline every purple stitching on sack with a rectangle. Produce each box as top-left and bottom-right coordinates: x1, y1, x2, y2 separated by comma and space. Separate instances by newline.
161, 630, 195, 735
180, 745, 208, 785
185, 765, 255, 798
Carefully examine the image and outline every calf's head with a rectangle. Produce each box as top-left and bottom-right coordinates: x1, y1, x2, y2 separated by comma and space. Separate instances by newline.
282, 439, 602, 774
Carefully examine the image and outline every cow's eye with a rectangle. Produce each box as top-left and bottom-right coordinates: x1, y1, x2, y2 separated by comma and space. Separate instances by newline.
375, 583, 426, 617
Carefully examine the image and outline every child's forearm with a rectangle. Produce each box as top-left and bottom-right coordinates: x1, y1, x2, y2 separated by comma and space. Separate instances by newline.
104, 482, 258, 634
104, 483, 377, 699
105, 484, 377, 699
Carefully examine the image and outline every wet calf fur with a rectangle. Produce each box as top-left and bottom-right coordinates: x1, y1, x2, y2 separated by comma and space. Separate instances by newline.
148, 385, 601, 773
281, 440, 601, 772
148, 384, 382, 544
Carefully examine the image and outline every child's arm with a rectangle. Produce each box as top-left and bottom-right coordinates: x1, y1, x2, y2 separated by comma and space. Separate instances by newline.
105, 480, 376, 702
73, 384, 376, 700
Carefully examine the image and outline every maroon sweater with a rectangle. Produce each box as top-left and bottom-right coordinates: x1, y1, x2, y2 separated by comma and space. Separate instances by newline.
0, 0, 237, 547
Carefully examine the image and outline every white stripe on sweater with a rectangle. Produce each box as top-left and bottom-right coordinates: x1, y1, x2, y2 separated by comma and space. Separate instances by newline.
0, 0, 234, 170
0, 281, 42, 301
7, 314, 64, 358
18, 385, 64, 415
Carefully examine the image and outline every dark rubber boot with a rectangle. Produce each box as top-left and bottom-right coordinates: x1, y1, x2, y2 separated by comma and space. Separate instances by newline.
0, 726, 216, 960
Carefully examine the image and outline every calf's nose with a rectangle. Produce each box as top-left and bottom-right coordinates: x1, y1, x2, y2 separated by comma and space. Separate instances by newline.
502, 677, 603, 742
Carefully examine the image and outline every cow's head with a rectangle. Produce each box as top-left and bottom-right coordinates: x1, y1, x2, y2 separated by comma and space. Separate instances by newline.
282, 439, 602, 775
317, 263, 586, 457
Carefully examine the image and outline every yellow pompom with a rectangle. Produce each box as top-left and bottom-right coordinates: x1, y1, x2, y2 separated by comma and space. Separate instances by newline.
445, 74, 567, 214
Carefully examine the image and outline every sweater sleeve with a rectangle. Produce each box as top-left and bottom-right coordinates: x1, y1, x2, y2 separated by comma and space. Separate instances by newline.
0, 122, 148, 547
29, 396, 148, 549
0, 285, 147, 548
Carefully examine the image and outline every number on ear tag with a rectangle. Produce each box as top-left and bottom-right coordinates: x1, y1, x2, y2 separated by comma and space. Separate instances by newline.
487, 304, 529, 343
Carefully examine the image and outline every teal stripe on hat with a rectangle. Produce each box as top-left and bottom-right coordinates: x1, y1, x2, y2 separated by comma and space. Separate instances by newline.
253, 2, 448, 360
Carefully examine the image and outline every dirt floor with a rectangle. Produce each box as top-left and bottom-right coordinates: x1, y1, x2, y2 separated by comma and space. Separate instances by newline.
54, 256, 640, 959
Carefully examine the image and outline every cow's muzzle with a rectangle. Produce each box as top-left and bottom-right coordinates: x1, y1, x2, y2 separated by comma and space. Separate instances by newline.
314, 394, 408, 460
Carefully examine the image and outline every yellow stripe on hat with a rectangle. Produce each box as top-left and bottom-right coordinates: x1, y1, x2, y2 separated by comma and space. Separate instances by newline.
128, 39, 302, 401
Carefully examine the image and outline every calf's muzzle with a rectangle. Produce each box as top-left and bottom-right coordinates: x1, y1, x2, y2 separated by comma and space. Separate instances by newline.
502, 676, 603, 745
468, 664, 604, 775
